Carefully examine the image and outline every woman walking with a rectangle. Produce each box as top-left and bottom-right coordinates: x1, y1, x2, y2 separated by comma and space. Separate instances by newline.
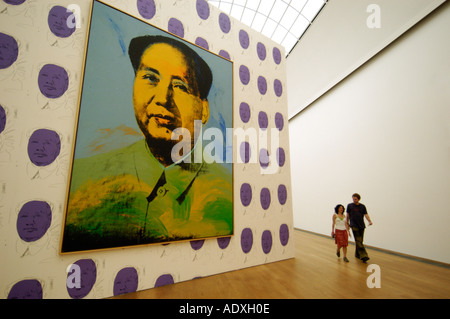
332, 204, 351, 262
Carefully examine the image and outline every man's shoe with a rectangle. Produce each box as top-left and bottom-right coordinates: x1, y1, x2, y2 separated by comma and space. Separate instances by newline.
343, 257, 349, 262
361, 257, 370, 263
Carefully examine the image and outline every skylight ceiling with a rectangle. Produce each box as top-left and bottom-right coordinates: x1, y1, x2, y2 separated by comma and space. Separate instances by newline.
208, 0, 327, 56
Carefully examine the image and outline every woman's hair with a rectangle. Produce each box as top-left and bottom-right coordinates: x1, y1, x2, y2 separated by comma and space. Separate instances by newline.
334, 204, 345, 214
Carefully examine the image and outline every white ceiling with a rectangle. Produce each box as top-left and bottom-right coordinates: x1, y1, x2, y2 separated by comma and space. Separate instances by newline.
286, 0, 447, 118
208, 0, 327, 56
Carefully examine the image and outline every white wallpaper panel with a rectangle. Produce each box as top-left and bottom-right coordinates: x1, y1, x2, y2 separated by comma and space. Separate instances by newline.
0, 0, 293, 299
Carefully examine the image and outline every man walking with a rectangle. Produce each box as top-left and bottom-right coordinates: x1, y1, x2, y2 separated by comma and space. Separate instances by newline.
346, 193, 373, 263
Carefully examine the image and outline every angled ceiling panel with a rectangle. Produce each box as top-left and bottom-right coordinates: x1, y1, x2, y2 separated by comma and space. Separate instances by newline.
208, 0, 327, 56
287, 0, 446, 118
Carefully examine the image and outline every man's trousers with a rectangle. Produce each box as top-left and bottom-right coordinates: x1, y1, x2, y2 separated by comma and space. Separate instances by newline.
351, 227, 369, 260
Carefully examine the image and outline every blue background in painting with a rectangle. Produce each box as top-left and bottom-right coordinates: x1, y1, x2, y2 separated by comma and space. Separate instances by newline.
74, 1, 233, 166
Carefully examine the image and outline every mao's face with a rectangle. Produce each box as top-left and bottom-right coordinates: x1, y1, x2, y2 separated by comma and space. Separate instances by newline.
27, 129, 61, 166
114, 268, 138, 296
38, 64, 69, 99
48, 5, 76, 38
0, 33, 19, 69
240, 183, 252, 207
132, 43, 209, 145
17, 201, 52, 242
241, 228, 253, 253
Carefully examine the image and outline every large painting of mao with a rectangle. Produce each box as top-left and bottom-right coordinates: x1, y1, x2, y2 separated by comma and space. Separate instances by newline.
61, 0, 233, 253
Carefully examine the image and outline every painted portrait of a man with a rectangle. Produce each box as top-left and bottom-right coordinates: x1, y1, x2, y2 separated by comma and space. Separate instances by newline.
61, 1, 233, 253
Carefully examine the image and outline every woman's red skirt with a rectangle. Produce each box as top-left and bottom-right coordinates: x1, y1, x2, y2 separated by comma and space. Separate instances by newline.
335, 229, 348, 248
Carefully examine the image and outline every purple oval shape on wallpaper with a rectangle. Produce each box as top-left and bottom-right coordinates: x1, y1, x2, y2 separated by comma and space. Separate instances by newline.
27, 129, 61, 167
196, 0, 210, 20
278, 184, 287, 205
239, 102, 250, 123
273, 47, 282, 65
279, 224, 289, 247
258, 111, 268, 130
7, 279, 42, 299
114, 267, 138, 296
168, 18, 184, 38
260, 187, 271, 210
195, 37, 209, 50
239, 65, 250, 85
155, 274, 174, 287
239, 29, 249, 49
67, 259, 97, 299
259, 148, 269, 169
274, 112, 284, 131
137, 0, 156, 20
261, 230, 272, 254
4, 0, 26, 4
219, 13, 231, 33
48, 5, 76, 38
218, 49, 230, 60
257, 76, 267, 95
241, 228, 253, 253
257, 42, 266, 61
17, 200, 52, 242
274, 79, 283, 97
240, 141, 251, 163
240, 183, 252, 207
190, 239, 205, 251
277, 147, 286, 167
0, 105, 6, 134
38, 64, 69, 99
217, 236, 231, 249
0, 33, 19, 69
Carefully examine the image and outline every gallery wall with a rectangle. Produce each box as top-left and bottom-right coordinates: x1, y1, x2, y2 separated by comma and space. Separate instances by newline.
0, 0, 294, 298
288, 2, 450, 264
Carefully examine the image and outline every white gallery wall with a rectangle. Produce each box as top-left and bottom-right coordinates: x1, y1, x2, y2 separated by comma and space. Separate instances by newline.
288, 2, 450, 264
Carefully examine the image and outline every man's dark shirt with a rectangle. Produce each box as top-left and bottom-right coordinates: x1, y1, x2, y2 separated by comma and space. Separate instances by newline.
347, 203, 368, 229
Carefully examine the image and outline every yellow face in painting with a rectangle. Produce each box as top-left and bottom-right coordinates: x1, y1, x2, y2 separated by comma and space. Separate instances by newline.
132, 43, 209, 149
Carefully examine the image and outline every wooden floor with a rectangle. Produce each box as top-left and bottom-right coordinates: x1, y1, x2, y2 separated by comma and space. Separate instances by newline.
112, 229, 450, 299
